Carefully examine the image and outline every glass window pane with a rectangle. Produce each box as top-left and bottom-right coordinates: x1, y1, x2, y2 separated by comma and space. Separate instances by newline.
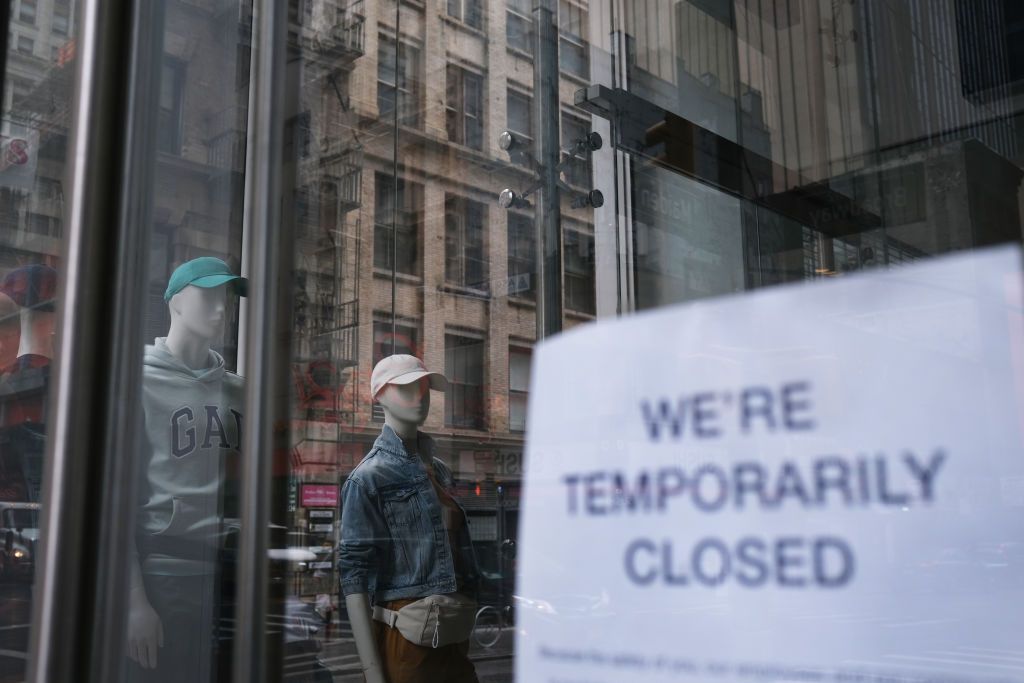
509, 348, 531, 391
507, 90, 531, 138
508, 393, 527, 432
195, 0, 1024, 681
465, 0, 483, 29
506, 11, 533, 53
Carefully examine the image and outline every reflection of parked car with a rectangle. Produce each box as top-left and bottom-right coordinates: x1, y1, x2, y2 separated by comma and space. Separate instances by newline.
0, 502, 39, 580
217, 521, 333, 682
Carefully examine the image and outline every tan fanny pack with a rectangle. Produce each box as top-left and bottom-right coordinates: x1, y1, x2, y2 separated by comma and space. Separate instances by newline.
372, 593, 478, 648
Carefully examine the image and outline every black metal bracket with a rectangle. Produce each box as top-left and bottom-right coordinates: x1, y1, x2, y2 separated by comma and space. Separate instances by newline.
497, 129, 604, 210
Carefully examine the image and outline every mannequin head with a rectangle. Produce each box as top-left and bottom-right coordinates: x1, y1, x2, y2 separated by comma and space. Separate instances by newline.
162, 257, 246, 369
370, 354, 447, 442
168, 284, 227, 343
377, 377, 431, 432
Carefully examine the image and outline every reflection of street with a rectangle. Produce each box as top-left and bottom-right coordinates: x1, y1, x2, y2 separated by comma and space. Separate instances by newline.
0, 580, 31, 683
312, 613, 514, 683
215, 602, 514, 682
0, 581, 516, 683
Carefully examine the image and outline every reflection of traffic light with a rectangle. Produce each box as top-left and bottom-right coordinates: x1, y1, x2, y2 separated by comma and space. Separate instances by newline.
474, 481, 481, 497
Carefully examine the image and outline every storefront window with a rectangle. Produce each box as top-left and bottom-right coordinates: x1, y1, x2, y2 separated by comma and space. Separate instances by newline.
5, 0, 1024, 681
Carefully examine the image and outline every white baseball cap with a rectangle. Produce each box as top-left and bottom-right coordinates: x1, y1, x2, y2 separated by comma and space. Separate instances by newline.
371, 354, 448, 400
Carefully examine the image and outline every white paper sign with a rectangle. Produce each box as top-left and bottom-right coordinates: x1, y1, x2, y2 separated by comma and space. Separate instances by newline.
517, 246, 1024, 683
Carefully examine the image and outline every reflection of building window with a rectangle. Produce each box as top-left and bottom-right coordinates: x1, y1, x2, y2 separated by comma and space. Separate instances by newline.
294, 185, 313, 238
445, 195, 488, 289
446, 65, 484, 150
287, 0, 313, 26
157, 59, 186, 155
17, 35, 33, 55
319, 181, 338, 234
10, 78, 31, 104
52, 3, 70, 35
564, 225, 595, 314
506, 0, 533, 53
445, 333, 485, 429
26, 213, 61, 237
507, 212, 535, 299
37, 178, 61, 200
506, 90, 532, 140
373, 319, 420, 365
509, 347, 531, 432
296, 111, 311, 158
236, 45, 251, 88
19, 0, 36, 25
448, 0, 483, 29
561, 113, 590, 188
506, 89, 532, 166
558, 0, 588, 78
374, 172, 422, 276
378, 35, 421, 128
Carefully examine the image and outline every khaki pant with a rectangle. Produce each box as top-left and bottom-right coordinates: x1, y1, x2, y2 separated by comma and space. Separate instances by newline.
368, 598, 479, 683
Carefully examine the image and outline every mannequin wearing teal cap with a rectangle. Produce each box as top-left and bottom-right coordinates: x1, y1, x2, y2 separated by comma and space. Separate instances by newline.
128, 258, 246, 681
162, 256, 247, 304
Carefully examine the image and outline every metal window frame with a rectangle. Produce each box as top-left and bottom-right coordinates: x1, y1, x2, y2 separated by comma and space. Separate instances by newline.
27, 0, 291, 681
28, 0, 165, 680
234, 0, 290, 681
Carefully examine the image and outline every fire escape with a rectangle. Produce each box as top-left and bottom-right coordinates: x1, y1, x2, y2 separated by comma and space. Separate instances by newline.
292, 1, 366, 468
204, 0, 367, 467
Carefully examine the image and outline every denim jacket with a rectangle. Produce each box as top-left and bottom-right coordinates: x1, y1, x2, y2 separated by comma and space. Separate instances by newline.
338, 425, 479, 602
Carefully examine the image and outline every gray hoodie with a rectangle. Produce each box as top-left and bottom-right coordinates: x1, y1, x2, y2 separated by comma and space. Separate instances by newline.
137, 338, 244, 575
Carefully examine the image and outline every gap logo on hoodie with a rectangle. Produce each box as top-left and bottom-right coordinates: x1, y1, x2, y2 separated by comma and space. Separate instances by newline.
170, 405, 243, 457
138, 338, 245, 560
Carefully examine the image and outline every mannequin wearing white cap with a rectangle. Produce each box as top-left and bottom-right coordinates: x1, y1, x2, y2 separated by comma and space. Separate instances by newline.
346, 378, 429, 683
341, 354, 479, 683
128, 256, 247, 681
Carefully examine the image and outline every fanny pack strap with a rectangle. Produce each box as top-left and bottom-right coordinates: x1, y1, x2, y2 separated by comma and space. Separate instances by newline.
372, 605, 400, 629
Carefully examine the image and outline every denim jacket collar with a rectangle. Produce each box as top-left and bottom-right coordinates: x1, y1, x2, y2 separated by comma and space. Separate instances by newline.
374, 423, 436, 462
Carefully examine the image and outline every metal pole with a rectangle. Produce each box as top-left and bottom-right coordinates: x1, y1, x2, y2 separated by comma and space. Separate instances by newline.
0, 0, 9, 109
533, 0, 563, 340
496, 484, 505, 611
86, 0, 166, 680
234, 0, 287, 680
391, 1, 401, 354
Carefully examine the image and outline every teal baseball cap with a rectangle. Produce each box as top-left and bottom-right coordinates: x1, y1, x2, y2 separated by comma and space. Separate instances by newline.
163, 257, 248, 302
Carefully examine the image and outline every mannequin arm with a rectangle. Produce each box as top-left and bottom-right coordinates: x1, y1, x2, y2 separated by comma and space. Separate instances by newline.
126, 536, 164, 668
345, 593, 386, 683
